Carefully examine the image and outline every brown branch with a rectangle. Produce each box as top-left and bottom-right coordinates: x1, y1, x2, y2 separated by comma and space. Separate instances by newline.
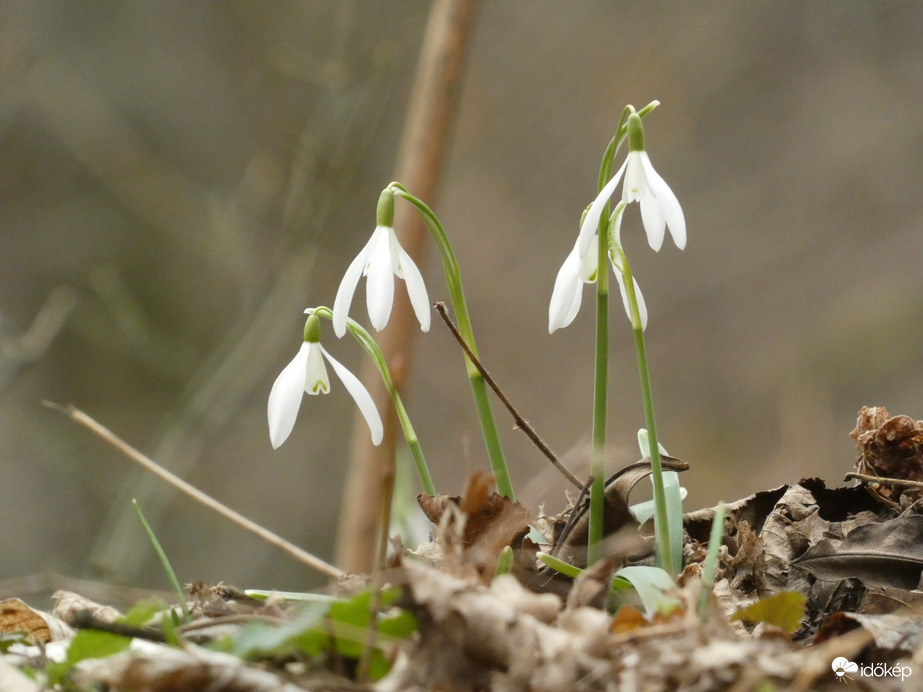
46, 402, 345, 581
434, 301, 582, 489
337, 0, 481, 573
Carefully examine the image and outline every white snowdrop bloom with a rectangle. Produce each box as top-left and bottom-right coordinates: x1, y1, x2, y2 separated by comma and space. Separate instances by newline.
333, 190, 430, 337
578, 112, 685, 256
268, 315, 383, 449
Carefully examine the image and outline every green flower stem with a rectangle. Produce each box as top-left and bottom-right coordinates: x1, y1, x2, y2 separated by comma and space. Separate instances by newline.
587, 108, 637, 567
586, 100, 662, 567
387, 184, 514, 500
613, 248, 675, 576
311, 306, 435, 496
588, 212, 609, 567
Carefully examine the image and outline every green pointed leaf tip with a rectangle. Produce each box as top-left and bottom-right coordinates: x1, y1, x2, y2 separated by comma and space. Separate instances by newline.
731, 591, 806, 634
537, 551, 584, 580
627, 111, 645, 152
376, 188, 395, 227
303, 313, 322, 343
611, 565, 679, 617
494, 545, 515, 577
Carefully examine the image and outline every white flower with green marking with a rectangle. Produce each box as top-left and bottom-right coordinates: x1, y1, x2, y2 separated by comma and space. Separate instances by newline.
268, 314, 383, 449
578, 112, 685, 255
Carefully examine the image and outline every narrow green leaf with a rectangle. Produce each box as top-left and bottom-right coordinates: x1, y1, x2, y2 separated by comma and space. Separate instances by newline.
698, 501, 726, 620
133, 500, 191, 623
536, 551, 584, 579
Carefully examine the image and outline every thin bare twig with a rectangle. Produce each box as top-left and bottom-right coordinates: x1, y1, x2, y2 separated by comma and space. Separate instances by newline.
845, 471, 923, 490
46, 402, 345, 581
434, 301, 582, 489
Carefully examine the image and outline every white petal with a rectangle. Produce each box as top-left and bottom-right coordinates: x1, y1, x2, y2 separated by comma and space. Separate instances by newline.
321, 346, 384, 445
577, 158, 627, 258
333, 235, 374, 338
634, 276, 649, 331
640, 152, 686, 250
639, 193, 666, 251
303, 342, 330, 395
578, 233, 599, 282
365, 227, 395, 331
392, 235, 431, 332
387, 227, 406, 279
622, 151, 647, 203
548, 244, 585, 333
612, 266, 649, 331
267, 343, 309, 449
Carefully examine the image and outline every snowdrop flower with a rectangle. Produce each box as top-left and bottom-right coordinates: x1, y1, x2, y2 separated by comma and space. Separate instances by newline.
333, 189, 430, 338
549, 211, 647, 333
268, 313, 383, 449
548, 232, 598, 332
578, 111, 685, 257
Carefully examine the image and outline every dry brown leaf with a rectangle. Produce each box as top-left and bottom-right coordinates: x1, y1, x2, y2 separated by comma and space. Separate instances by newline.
610, 605, 647, 634
0, 598, 72, 644
52, 590, 121, 625
416, 471, 532, 577
793, 515, 923, 590
851, 405, 923, 504
386, 560, 610, 691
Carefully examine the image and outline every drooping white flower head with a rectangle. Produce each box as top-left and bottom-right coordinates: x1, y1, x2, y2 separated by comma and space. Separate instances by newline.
548, 233, 598, 333
268, 313, 383, 450
549, 211, 648, 333
578, 111, 685, 256
332, 189, 431, 338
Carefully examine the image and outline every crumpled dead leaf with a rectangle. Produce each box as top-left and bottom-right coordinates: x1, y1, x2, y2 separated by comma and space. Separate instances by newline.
52, 590, 121, 626
0, 598, 73, 644
72, 644, 311, 692
851, 405, 923, 505
416, 471, 532, 578
793, 515, 923, 590
383, 560, 817, 691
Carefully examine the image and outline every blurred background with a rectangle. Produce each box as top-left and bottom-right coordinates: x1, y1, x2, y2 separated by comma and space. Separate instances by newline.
2, 1, 922, 595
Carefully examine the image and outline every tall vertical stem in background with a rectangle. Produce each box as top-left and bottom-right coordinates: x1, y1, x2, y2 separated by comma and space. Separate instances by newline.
335, 0, 480, 573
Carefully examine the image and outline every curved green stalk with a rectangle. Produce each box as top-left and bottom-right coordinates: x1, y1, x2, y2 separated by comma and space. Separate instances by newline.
311, 306, 435, 496
387, 185, 514, 500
